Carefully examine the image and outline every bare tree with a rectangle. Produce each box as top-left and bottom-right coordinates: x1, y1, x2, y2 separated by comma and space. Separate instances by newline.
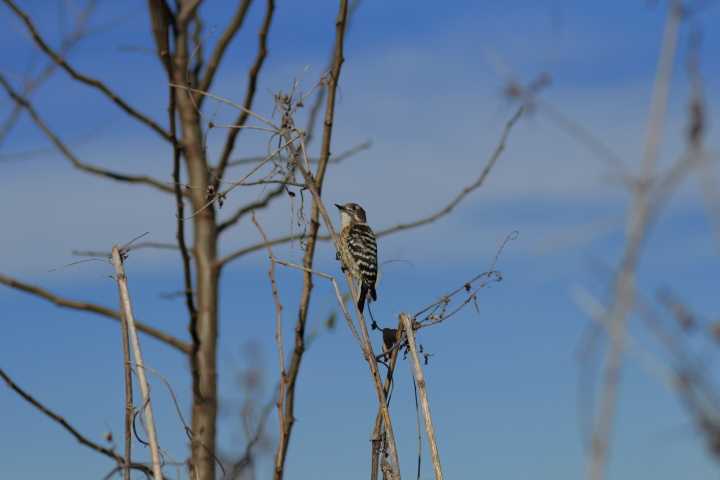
0, 1, 521, 479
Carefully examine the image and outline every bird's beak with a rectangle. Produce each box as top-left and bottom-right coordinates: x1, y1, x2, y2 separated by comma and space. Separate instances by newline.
334, 204, 343, 210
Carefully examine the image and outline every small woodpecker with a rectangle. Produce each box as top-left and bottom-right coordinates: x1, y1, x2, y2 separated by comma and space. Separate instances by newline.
335, 203, 378, 314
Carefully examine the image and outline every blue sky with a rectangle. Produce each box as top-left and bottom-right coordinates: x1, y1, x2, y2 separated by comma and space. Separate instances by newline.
2, 0, 720, 479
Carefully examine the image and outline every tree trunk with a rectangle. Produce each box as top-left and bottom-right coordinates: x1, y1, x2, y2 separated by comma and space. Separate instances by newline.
174, 39, 219, 480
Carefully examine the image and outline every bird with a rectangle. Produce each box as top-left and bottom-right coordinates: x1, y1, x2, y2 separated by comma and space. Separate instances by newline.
335, 203, 378, 314
381, 327, 398, 361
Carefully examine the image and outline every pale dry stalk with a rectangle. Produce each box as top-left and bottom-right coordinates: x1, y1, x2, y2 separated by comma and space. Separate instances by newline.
399, 313, 443, 480
111, 246, 163, 480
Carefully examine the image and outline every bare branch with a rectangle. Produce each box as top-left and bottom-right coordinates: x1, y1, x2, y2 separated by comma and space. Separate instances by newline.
217, 183, 285, 234
372, 106, 523, 237
0, 274, 190, 354
169, 84, 278, 130
272, 257, 363, 348
586, 3, 683, 479
250, 214, 290, 477
0, 0, 99, 150
370, 321, 404, 480
2, 0, 170, 141
194, 0, 253, 103
0, 366, 161, 479
0, 73, 175, 193
176, 134, 297, 221
212, 0, 276, 188
415, 231, 516, 327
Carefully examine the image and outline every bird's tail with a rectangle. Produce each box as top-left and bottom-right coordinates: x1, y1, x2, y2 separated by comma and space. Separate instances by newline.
358, 283, 377, 314
358, 284, 367, 314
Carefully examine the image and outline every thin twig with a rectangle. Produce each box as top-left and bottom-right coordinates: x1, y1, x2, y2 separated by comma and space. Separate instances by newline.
226, 140, 371, 167
251, 213, 288, 477
169, 84, 278, 130
370, 106, 523, 237
72, 242, 180, 257
217, 183, 285, 234
272, 257, 362, 347
175, 134, 299, 222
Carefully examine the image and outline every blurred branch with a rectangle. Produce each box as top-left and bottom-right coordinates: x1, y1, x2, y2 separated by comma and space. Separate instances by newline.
586, 3, 683, 480
0, 366, 162, 479
0, 73, 175, 193
569, 284, 678, 391
0, 114, 117, 162
2, 0, 170, 141
536, 98, 632, 181
0, 273, 190, 354
226, 397, 274, 480
0, 0, 99, 150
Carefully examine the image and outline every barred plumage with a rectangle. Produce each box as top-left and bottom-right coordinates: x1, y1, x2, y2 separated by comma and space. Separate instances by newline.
335, 203, 378, 314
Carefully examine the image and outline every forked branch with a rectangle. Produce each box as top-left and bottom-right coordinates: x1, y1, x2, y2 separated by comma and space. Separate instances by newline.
2, 0, 170, 141
0, 73, 174, 193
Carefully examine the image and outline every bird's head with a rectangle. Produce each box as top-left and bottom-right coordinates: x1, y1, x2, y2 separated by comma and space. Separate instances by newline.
335, 203, 367, 227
